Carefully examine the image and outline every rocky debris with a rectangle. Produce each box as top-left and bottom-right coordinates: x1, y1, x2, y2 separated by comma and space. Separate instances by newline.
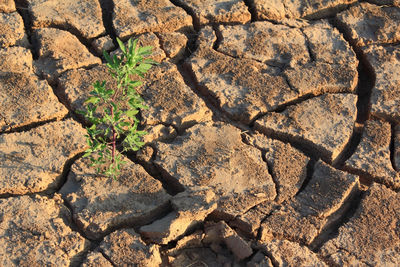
245, 133, 309, 204
165, 230, 204, 257
91, 36, 115, 55
320, 183, 400, 266
81, 252, 113, 267
363, 44, 400, 123
0, 194, 89, 266
0, 0, 15, 12
0, 12, 27, 48
154, 122, 276, 217
0, 47, 33, 73
336, 2, 400, 47
100, 229, 162, 266
140, 187, 217, 244
302, 20, 358, 67
218, 22, 310, 67
256, 239, 327, 267
284, 61, 358, 96
260, 160, 359, 245
231, 201, 278, 237
0, 119, 86, 194
166, 230, 254, 265
26, 0, 105, 39
252, 0, 356, 21
247, 251, 273, 267
157, 32, 188, 62
174, 0, 251, 25
203, 221, 253, 261
255, 94, 357, 164
34, 28, 101, 81
112, 0, 192, 39
189, 46, 297, 124
0, 72, 68, 132
345, 120, 400, 189
168, 247, 220, 267
140, 61, 211, 130
60, 155, 171, 240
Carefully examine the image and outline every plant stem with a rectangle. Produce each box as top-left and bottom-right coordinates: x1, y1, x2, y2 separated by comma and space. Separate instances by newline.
110, 103, 116, 165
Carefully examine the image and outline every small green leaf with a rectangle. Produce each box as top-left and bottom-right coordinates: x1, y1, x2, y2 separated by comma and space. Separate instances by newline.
117, 38, 126, 54
103, 50, 112, 65
85, 96, 100, 105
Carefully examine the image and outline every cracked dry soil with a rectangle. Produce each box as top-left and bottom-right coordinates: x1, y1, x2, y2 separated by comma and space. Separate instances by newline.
1, 0, 400, 266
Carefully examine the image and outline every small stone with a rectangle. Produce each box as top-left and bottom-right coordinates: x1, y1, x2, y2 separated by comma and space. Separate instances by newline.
100, 229, 162, 266
136, 146, 155, 163
154, 122, 276, 217
0, 47, 33, 74
157, 32, 188, 62
0, 72, 68, 132
27, 0, 105, 39
203, 221, 253, 261
320, 183, 400, 266
34, 28, 101, 81
257, 239, 327, 266
92, 36, 115, 54
140, 187, 217, 244
0, 12, 27, 48
81, 252, 113, 267
113, 0, 192, 39
174, 0, 251, 25
0, 0, 16, 12
247, 251, 273, 267
165, 231, 204, 257
0, 195, 89, 266
0, 119, 86, 195
255, 94, 358, 163
169, 248, 219, 267
261, 160, 359, 245
345, 120, 400, 189
336, 2, 400, 46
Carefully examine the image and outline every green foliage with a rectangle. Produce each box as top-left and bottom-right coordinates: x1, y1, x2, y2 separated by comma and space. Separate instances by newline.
79, 37, 157, 180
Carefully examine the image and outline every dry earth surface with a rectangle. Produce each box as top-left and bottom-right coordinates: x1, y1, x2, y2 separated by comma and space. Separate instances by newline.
1, 0, 400, 266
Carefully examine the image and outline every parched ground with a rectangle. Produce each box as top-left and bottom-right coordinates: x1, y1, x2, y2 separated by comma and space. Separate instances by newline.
1, 0, 400, 266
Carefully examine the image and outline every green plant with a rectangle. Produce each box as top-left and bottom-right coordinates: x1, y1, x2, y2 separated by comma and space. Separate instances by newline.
79, 38, 156, 179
